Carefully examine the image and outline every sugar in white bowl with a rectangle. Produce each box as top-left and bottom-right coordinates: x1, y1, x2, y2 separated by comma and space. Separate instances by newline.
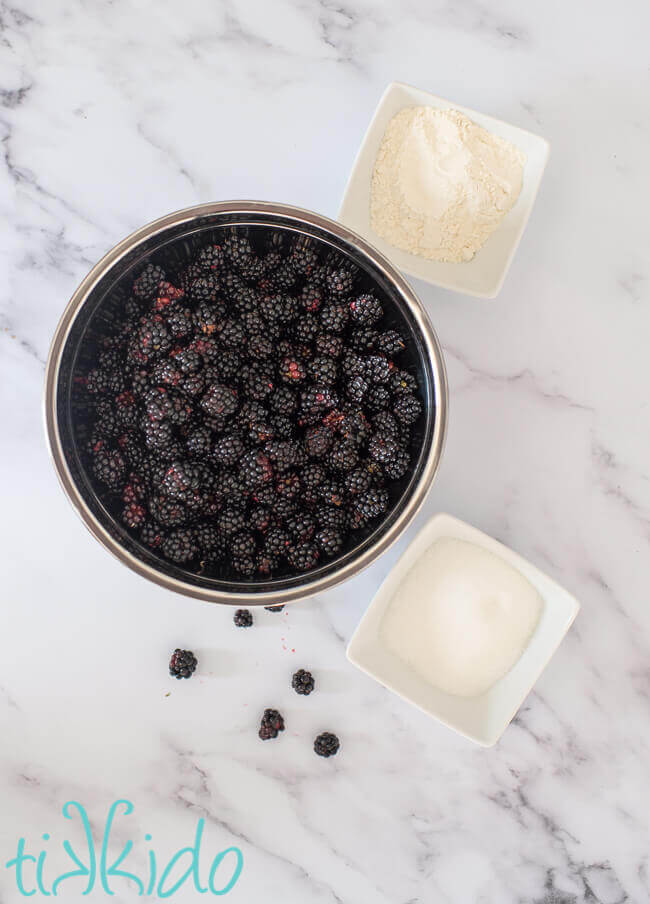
379, 537, 543, 697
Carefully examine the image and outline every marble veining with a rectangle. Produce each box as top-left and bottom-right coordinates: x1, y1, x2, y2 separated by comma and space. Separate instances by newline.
1, 1, 650, 902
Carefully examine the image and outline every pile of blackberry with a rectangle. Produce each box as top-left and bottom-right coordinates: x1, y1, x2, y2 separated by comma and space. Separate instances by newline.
81, 227, 423, 580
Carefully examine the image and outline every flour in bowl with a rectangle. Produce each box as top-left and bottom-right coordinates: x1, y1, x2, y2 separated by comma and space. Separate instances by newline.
370, 107, 525, 263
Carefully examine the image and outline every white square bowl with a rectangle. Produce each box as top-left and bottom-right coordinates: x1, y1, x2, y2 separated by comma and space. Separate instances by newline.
338, 82, 550, 298
346, 513, 579, 746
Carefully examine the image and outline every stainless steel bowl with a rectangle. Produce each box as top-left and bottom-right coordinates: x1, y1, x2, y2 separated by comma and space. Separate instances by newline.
44, 201, 447, 605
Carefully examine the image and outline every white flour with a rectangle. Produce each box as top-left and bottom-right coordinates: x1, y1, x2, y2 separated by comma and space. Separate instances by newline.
370, 107, 525, 263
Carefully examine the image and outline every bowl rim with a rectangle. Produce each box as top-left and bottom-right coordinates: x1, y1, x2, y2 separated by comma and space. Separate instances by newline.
43, 200, 448, 606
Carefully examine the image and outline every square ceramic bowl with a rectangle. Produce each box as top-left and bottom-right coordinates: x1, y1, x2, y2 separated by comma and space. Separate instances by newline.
346, 513, 579, 746
339, 82, 550, 298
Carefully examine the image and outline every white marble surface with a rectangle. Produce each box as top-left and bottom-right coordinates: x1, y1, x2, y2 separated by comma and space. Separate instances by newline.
2, 1, 649, 901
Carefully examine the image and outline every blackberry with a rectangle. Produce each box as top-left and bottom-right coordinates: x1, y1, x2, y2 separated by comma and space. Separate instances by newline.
350, 328, 378, 352
143, 419, 174, 453
270, 260, 297, 291
326, 266, 355, 298
341, 351, 365, 377
196, 243, 224, 273
349, 293, 383, 325
308, 356, 337, 386
287, 542, 319, 572
180, 372, 205, 398
85, 367, 111, 395
287, 512, 315, 542
279, 356, 307, 384
232, 555, 256, 577
172, 347, 201, 374
242, 365, 274, 401
383, 449, 410, 480
217, 506, 246, 537
218, 319, 247, 348
366, 385, 391, 412
223, 233, 254, 267
300, 463, 326, 488
264, 528, 291, 561
248, 505, 272, 532
265, 440, 301, 473
376, 330, 406, 356
355, 488, 388, 520
300, 384, 338, 420
315, 505, 347, 532
292, 668, 315, 695
150, 496, 188, 528
234, 608, 253, 627
393, 394, 422, 425
373, 411, 400, 438
248, 333, 274, 360
188, 274, 220, 304
122, 502, 146, 529
136, 316, 171, 358
369, 434, 400, 464
270, 386, 297, 415
305, 424, 334, 458
193, 301, 223, 336
134, 263, 165, 300
270, 414, 295, 438
141, 522, 164, 548
93, 449, 125, 490
292, 313, 320, 344
314, 527, 343, 557
231, 283, 259, 314
212, 434, 245, 466
214, 349, 241, 380
328, 439, 359, 472
193, 336, 220, 363
239, 451, 273, 491
161, 461, 207, 504
320, 303, 348, 334
230, 532, 257, 559
339, 409, 370, 445
318, 480, 345, 508
291, 238, 319, 276
389, 369, 417, 396
315, 332, 343, 358
344, 468, 372, 496
153, 281, 185, 313
194, 523, 224, 560
346, 374, 368, 403
258, 708, 285, 740
273, 497, 297, 523
201, 383, 238, 420
314, 732, 339, 757
145, 387, 192, 425
162, 529, 195, 563
300, 284, 323, 312
169, 648, 197, 679
365, 354, 393, 385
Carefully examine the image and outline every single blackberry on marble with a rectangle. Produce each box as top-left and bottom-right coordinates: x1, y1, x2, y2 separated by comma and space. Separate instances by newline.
169, 648, 198, 679
233, 608, 253, 628
314, 732, 339, 757
258, 708, 285, 740
292, 669, 315, 695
